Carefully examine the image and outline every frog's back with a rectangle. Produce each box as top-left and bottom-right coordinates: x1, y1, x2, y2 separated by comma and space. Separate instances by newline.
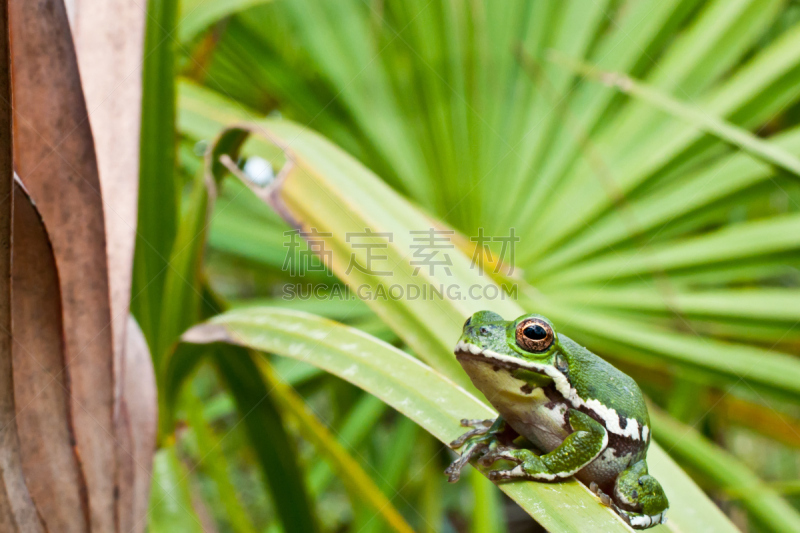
561, 336, 650, 438
556, 337, 651, 488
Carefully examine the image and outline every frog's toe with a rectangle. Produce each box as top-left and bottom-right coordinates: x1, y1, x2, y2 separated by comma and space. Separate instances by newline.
451, 417, 507, 449
588, 483, 613, 506
460, 418, 493, 428
449, 426, 491, 448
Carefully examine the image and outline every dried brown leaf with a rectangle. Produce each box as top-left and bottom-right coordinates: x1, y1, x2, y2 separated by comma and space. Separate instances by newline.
66, 0, 145, 365
12, 179, 90, 533
10, 0, 117, 530
66, 4, 153, 530
0, 2, 46, 528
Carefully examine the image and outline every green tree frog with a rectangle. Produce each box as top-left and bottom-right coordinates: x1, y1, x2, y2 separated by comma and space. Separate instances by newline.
446, 311, 668, 529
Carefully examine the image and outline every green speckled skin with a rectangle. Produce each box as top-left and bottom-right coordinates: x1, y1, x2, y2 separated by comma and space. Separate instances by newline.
446, 311, 669, 529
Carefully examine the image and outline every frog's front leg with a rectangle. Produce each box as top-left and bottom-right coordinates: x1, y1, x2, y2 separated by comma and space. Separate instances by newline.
481, 409, 607, 482
607, 460, 669, 529
446, 417, 508, 482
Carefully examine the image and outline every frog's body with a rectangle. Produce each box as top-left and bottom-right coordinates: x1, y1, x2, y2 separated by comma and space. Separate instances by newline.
446, 311, 668, 529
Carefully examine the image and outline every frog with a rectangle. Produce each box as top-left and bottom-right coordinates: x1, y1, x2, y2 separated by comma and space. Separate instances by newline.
445, 311, 668, 529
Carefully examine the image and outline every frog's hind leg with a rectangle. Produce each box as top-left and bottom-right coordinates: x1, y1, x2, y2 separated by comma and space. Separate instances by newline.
609, 460, 669, 529
482, 409, 607, 482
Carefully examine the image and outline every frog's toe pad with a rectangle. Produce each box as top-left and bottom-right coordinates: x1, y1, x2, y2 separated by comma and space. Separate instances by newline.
624, 511, 668, 530
444, 460, 465, 483
445, 454, 475, 483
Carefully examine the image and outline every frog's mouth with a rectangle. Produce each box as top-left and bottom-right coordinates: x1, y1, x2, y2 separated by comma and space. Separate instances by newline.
454, 340, 532, 372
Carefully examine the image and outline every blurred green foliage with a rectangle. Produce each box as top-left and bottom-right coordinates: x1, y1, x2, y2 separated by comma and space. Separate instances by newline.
134, 0, 800, 531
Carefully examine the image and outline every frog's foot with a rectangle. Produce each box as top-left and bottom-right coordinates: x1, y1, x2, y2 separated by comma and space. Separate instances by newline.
481, 447, 561, 482
484, 410, 608, 482
591, 481, 666, 529
446, 417, 507, 483
609, 460, 669, 530
445, 439, 489, 482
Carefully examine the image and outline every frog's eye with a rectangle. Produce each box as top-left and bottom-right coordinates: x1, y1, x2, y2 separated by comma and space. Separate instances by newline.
515, 318, 554, 353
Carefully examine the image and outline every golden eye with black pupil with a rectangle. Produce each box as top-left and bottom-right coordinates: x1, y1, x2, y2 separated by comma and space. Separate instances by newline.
515, 318, 554, 352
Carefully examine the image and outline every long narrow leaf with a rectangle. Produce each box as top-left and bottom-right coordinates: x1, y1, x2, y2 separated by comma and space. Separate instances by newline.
549, 51, 800, 178
534, 127, 800, 274
542, 214, 800, 285
180, 307, 740, 533
214, 345, 319, 533
134, 0, 180, 351
179, 309, 637, 532
183, 390, 258, 533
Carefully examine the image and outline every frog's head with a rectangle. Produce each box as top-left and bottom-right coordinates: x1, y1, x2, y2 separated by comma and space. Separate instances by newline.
454, 310, 561, 372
